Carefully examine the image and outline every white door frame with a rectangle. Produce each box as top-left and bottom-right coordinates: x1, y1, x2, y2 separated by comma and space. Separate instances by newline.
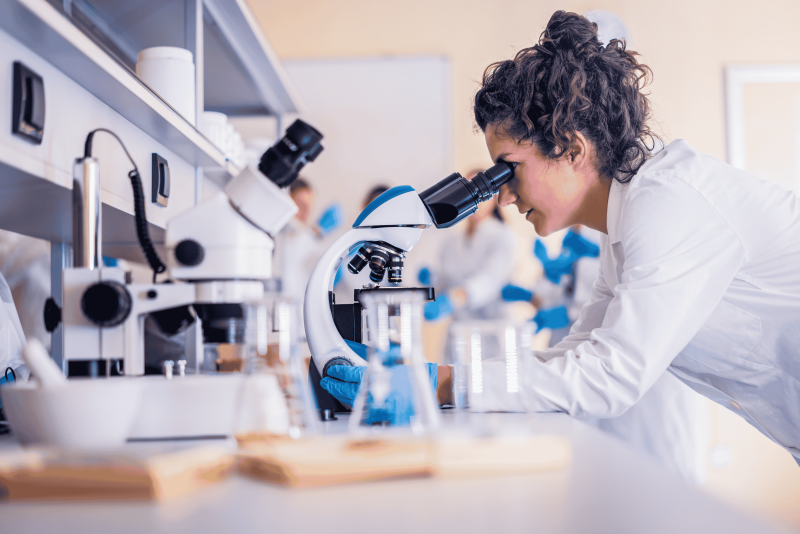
725, 64, 800, 170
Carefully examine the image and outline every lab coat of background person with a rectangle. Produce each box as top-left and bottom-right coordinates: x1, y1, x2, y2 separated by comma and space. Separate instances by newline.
423, 169, 516, 321
0, 230, 50, 352
474, 11, 800, 468
274, 178, 341, 335
521, 225, 708, 483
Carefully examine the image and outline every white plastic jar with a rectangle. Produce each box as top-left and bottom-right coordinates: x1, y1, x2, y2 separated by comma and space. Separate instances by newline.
199, 111, 228, 152
136, 47, 196, 125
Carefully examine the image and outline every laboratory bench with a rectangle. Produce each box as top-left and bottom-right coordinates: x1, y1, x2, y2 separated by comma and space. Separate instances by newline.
0, 412, 791, 534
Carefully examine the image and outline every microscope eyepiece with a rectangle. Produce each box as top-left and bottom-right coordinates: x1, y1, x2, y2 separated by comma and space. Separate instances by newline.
258, 119, 323, 188
419, 160, 516, 228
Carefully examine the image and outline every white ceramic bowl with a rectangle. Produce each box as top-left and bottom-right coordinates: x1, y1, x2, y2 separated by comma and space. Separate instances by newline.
0, 379, 142, 449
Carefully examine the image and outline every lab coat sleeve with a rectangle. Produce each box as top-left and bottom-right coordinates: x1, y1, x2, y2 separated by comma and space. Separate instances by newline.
536, 248, 615, 362
521, 174, 746, 417
461, 227, 516, 309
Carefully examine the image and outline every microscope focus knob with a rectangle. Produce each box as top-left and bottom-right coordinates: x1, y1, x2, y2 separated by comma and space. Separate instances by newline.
81, 281, 132, 327
175, 239, 205, 266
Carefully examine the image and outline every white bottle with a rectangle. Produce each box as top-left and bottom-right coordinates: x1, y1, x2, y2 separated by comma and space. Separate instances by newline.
136, 47, 196, 125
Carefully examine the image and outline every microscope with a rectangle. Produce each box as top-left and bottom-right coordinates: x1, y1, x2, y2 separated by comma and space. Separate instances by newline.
304, 160, 515, 413
47, 120, 323, 378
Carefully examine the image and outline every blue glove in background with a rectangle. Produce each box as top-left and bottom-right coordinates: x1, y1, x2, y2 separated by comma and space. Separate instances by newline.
502, 284, 534, 302
320, 361, 438, 425
418, 267, 432, 286
533, 305, 570, 332
534, 239, 577, 284
102, 256, 118, 267
562, 229, 600, 258
317, 204, 343, 236
424, 294, 453, 321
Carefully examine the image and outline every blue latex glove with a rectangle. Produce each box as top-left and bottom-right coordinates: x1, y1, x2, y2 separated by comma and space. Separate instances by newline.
534, 239, 577, 284
317, 204, 343, 236
102, 256, 118, 267
424, 294, 453, 321
533, 305, 570, 332
320, 361, 438, 426
562, 229, 600, 258
501, 284, 534, 302
418, 267, 432, 286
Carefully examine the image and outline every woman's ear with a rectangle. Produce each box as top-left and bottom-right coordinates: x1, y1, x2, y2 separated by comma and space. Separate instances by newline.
568, 131, 591, 169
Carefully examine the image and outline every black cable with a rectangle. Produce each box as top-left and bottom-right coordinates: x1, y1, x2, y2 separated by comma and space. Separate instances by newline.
4, 367, 15, 383
83, 129, 166, 281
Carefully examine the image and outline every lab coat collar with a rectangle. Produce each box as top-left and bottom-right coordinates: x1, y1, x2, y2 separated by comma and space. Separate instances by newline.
606, 179, 625, 245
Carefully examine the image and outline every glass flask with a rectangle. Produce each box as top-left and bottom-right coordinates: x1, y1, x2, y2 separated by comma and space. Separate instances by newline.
348, 290, 440, 434
449, 321, 534, 412
235, 295, 318, 439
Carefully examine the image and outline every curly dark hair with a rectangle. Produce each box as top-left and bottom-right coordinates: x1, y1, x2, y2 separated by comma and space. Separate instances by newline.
474, 10, 659, 183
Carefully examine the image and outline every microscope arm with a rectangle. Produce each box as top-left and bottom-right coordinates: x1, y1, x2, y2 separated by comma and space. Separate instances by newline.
304, 226, 425, 376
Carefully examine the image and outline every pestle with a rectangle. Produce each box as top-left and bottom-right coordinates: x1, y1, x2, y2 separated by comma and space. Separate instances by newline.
22, 339, 66, 388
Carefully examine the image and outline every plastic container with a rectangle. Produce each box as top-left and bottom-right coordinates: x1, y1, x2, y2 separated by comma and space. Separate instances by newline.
136, 47, 196, 125
199, 111, 228, 152
449, 320, 534, 412
0, 378, 142, 449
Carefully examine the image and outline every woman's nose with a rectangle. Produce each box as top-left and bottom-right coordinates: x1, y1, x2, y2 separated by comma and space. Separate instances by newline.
497, 183, 517, 207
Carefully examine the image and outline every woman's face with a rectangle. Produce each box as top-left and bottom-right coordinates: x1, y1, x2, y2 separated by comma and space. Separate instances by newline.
485, 125, 597, 236
291, 187, 314, 224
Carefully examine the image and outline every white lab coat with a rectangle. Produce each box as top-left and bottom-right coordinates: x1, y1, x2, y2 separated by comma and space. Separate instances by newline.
0, 271, 29, 380
0, 231, 50, 351
521, 140, 800, 464
537, 228, 708, 482
274, 219, 323, 335
438, 217, 516, 320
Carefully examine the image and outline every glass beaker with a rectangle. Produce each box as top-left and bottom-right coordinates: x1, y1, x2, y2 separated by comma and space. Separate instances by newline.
449, 321, 534, 412
348, 290, 440, 434
235, 295, 318, 439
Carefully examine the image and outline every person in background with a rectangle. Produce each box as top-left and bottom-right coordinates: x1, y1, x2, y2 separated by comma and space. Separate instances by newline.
422, 169, 516, 322
502, 224, 602, 343
0, 231, 50, 352
274, 178, 342, 322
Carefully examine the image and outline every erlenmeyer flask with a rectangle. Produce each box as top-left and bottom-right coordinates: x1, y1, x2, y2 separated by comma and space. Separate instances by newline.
236, 295, 318, 439
348, 290, 439, 434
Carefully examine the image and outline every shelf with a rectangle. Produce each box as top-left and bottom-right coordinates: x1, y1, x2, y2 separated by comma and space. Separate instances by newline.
202, 0, 303, 116
0, 0, 226, 170
204, 160, 242, 185
34, 0, 303, 117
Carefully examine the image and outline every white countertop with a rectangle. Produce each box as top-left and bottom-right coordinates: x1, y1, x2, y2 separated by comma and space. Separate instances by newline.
0, 412, 791, 534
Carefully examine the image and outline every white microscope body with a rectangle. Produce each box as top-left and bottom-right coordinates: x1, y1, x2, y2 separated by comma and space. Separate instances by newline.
304, 160, 516, 382
304, 186, 434, 377
60, 165, 297, 376
58, 120, 322, 378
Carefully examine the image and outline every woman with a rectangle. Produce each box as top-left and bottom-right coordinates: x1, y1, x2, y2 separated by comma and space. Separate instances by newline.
474, 11, 800, 464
